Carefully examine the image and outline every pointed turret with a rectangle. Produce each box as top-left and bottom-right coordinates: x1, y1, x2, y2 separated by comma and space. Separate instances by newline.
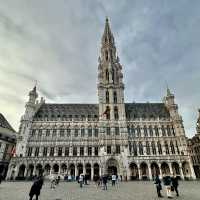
197, 109, 200, 134
28, 85, 38, 104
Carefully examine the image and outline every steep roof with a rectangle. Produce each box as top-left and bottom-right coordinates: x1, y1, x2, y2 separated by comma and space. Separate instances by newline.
34, 103, 99, 119
125, 103, 170, 119
0, 113, 15, 132
33, 102, 170, 120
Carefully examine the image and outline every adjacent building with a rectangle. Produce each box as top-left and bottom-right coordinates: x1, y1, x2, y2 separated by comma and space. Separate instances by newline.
187, 110, 200, 178
0, 113, 16, 179
7, 18, 196, 180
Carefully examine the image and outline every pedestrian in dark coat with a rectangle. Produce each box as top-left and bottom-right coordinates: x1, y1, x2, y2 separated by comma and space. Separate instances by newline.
163, 174, 172, 198
171, 174, 179, 197
102, 175, 108, 190
29, 176, 44, 200
154, 175, 163, 198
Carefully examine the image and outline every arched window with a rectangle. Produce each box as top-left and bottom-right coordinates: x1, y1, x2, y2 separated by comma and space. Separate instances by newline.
137, 126, 141, 137
172, 126, 175, 136
144, 126, 148, 137
94, 127, 98, 137
152, 141, 156, 155
139, 142, 143, 155
106, 127, 111, 136
74, 126, 79, 137
81, 126, 85, 137
127, 126, 131, 136
149, 126, 153, 137
146, 141, 150, 155
106, 69, 109, 81
175, 140, 180, 154
167, 125, 171, 136
88, 126, 92, 137
114, 106, 119, 120
165, 141, 169, 154
154, 126, 159, 137
112, 68, 114, 83
106, 106, 110, 120
106, 90, 109, 103
113, 91, 117, 103
161, 125, 166, 136
157, 141, 162, 154
133, 141, 137, 156
170, 141, 175, 154
105, 50, 108, 61
131, 125, 135, 137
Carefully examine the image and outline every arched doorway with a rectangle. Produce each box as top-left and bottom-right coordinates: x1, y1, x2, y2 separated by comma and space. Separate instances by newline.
36, 164, 43, 176
53, 164, 59, 174
151, 162, 160, 179
85, 163, 91, 180
61, 164, 67, 174
161, 162, 170, 175
172, 162, 180, 176
27, 164, 34, 178
106, 158, 119, 176
69, 163, 75, 176
18, 164, 26, 178
44, 164, 51, 176
129, 163, 139, 180
93, 163, 100, 177
182, 161, 191, 179
77, 163, 83, 175
140, 162, 149, 180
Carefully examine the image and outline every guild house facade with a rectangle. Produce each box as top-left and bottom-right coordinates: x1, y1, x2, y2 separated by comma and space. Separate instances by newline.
7, 18, 196, 180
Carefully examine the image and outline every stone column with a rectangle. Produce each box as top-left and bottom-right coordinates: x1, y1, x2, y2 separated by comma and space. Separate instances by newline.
148, 164, 152, 180
75, 164, 77, 177
189, 162, 196, 180
91, 166, 94, 181
138, 165, 141, 180
158, 163, 163, 179
179, 165, 184, 180
83, 164, 86, 175
169, 163, 173, 175
14, 165, 19, 179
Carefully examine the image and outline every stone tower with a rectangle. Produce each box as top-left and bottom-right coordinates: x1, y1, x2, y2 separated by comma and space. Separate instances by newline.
98, 18, 128, 174
16, 86, 44, 157
98, 18, 126, 121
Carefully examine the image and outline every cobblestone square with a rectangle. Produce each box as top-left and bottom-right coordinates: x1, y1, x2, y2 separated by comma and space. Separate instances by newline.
0, 181, 200, 200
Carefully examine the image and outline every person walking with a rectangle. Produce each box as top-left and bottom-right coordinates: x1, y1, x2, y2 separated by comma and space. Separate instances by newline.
154, 175, 163, 198
111, 173, 116, 186
79, 174, 84, 188
29, 176, 44, 200
171, 174, 179, 197
163, 174, 173, 198
102, 175, 108, 190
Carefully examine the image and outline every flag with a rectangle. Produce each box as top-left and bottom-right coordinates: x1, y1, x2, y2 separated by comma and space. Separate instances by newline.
100, 107, 110, 117
10, 146, 16, 157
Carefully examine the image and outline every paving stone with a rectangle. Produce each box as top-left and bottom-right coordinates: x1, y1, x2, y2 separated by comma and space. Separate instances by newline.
0, 181, 199, 200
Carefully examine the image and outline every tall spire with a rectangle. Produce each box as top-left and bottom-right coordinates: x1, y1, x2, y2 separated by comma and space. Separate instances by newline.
100, 17, 116, 63
101, 17, 114, 46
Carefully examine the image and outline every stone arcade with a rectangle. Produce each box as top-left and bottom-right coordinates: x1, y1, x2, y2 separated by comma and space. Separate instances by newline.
7, 18, 196, 181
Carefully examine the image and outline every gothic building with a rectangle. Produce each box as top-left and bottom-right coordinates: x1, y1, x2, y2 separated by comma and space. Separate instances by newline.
187, 110, 200, 178
7, 18, 196, 180
0, 113, 16, 179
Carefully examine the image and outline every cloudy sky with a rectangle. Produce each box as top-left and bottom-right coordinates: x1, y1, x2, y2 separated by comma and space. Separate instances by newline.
0, 0, 199, 137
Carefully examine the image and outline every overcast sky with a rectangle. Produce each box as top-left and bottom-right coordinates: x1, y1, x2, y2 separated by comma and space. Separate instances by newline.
0, 0, 199, 137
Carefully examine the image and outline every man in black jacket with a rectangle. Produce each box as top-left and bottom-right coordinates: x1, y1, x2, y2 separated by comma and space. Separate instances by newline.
154, 175, 163, 198
171, 174, 179, 197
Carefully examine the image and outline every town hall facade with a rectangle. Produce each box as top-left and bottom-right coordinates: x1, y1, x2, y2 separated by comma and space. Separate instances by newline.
6, 18, 196, 180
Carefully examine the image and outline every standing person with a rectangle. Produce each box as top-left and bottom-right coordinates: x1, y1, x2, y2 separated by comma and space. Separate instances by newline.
29, 176, 44, 200
154, 175, 163, 198
111, 173, 116, 186
102, 175, 108, 190
171, 174, 179, 197
163, 174, 173, 198
79, 174, 84, 188
0, 173, 3, 184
